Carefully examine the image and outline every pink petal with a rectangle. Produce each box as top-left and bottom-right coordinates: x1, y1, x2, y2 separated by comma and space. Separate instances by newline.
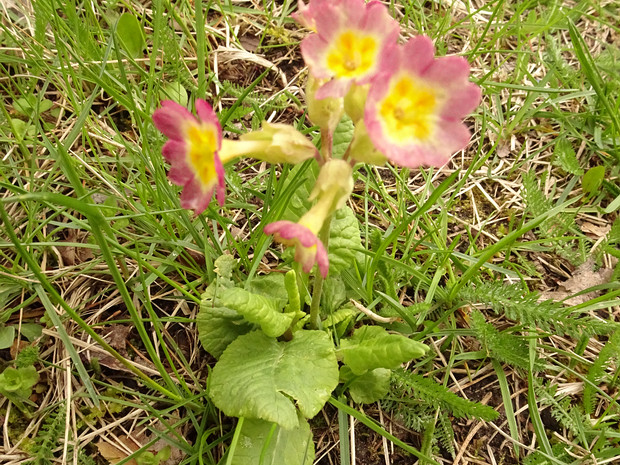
362, 2, 399, 41
314, 240, 329, 278
153, 101, 194, 140
441, 83, 481, 121
316, 78, 352, 99
180, 176, 214, 214
168, 161, 194, 185
422, 55, 471, 87
161, 139, 187, 163
300, 35, 331, 80
264, 220, 330, 276
402, 36, 435, 76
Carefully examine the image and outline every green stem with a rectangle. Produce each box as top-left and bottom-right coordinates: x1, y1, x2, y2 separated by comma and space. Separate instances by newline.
309, 214, 332, 329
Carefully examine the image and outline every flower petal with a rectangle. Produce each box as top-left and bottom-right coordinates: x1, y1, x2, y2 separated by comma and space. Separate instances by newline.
300, 0, 399, 99
264, 220, 329, 277
180, 176, 214, 214
152, 100, 194, 140
364, 36, 481, 168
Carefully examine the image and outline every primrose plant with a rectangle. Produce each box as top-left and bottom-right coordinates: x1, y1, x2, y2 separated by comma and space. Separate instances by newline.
152, 0, 480, 462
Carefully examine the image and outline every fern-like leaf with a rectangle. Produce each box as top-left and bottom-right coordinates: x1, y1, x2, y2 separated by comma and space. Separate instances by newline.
459, 281, 615, 337
436, 411, 456, 458
26, 402, 66, 465
389, 369, 499, 421
470, 311, 543, 371
583, 329, 620, 414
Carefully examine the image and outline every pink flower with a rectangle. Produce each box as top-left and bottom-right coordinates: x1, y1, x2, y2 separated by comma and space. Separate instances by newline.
264, 160, 353, 278
292, 0, 323, 31
152, 99, 225, 214
364, 36, 481, 168
264, 221, 329, 278
299, 0, 399, 99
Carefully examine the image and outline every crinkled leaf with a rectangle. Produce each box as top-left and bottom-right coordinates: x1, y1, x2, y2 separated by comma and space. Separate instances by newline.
339, 326, 428, 375
328, 207, 364, 273
323, 306, 357, 328
281, 161, 319, 222
209, 330, 339, 429
332, 115, 354, 159
231, 412, 314, 465
341, 366, 391, 404
214, 254, 237, 280
321, 275, 347, 314
245, 273, 288, 304
218, 287, 293, 338
197, 287, 254, 358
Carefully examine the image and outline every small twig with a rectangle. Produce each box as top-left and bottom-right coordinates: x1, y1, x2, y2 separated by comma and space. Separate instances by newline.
351, 300, 400, 323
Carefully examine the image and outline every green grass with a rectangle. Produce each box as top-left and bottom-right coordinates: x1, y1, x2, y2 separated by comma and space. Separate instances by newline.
1, 0, 619, 464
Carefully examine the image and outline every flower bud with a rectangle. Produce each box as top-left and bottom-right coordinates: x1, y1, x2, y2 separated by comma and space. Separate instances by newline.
344, 84, 369, 124
305, 74, 344, 133
219, 122, 319, 165
347, 120, 387, 166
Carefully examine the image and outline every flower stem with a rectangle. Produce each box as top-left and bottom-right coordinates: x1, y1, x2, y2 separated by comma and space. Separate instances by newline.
309, 214, 332, 329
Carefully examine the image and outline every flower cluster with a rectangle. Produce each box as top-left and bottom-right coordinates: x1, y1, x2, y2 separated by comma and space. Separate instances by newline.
152, 0, 480, 277
297, 0, 481, 168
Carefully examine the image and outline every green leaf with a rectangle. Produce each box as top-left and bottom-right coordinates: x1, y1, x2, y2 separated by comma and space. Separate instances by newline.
218, 287, 294, 338
321, 274, 347, 314
341, 366, 391, 404
582, 166, 605, 197
328, 206, 364, 273
214, 253, 237, 281
332, 115, 354, 159
281, 161, 319, 223
245, 273, 288, 304
19, 323, 43, 342
323, 306, 357, 328
11, 118, 32, 142
339, 326, 428, 375
0, 366, 37, 395
18, 365, 38, 390
14, 96, 53, 116
0, 325, 15, 350
197, 286, 254, 359
159, 82, 188, 108
553, 138, 583, 175
231, 413, 315, 465
116, 13, 145, 58
0, 367, 21, 392
209, 330, 339, 429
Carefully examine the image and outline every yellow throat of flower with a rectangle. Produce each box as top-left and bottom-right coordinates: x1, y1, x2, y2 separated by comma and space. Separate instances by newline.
326, 30, 378, 79
187, 124, 217, 186
379, 75, 440, 143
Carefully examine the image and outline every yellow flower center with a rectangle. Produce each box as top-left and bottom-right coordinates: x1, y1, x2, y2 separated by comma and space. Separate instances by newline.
187, 124, 217, 186
379, 75, 439, 143
326, 31, 378, 79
